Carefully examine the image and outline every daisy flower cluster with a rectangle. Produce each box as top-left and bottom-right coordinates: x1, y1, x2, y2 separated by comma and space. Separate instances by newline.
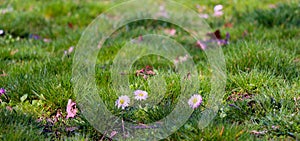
115, 89, 203, 110
115, 90, 148, 109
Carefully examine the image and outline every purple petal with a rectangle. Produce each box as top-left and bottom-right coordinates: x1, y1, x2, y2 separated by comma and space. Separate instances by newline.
0, 88, 6, 96
226, 32, 230, 40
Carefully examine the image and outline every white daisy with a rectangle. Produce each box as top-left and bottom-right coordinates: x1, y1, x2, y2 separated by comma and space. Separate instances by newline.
134, 90, 148, 101
115, 95, 130, 109
188, 94, 203, 109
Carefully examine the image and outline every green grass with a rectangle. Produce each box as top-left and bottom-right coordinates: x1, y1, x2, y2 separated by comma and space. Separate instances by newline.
0, 0, 300, 140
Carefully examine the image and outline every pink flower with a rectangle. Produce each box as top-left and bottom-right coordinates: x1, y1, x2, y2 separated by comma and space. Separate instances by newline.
136, 68, 145, 76
64, 46, 74, 55
164, 28, 176, 36
213, 4, 223, 17
214, 5, 223, 12
188, 94, 203, 109
68, 46, 74, 53
66, 99, 77, 119
0, 88, 6, 96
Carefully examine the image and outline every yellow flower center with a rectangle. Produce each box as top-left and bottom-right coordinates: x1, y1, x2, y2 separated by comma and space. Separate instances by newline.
120, 99, 125, 104
138, 93, 144, 97
192, 98, 198, 104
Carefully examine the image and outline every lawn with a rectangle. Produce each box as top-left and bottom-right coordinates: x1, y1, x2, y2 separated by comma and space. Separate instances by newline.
0, 0, 300, 140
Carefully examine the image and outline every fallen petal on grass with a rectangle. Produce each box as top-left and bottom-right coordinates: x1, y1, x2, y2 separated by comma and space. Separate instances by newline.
110, 130, 118, 138
196, 40, 207, 50
66, 99, 77, 119
135, 66, 156, 79
0, 71, 8, 77
250, 130, 268, 135
6, 106, 13, 111
65, 126, 78, 132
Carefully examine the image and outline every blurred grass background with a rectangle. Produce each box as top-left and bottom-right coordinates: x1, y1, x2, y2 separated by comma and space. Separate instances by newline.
0, 0, 299, 140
